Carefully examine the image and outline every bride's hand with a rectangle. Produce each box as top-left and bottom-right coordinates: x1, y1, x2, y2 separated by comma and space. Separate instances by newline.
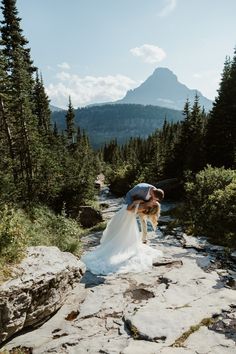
133, 199, 144, 204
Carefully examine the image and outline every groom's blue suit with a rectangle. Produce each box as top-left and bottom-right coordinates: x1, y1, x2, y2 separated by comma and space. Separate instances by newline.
125, 183, 156, 206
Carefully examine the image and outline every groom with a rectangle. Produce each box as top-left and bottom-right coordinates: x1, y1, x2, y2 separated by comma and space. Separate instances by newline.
125, 182, 164, 210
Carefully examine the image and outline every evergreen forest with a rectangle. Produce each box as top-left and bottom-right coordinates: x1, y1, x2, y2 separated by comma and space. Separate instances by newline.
51, 103, 183, 148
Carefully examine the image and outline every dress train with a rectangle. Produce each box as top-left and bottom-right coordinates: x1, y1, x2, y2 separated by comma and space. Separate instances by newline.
81, 205, 163, 275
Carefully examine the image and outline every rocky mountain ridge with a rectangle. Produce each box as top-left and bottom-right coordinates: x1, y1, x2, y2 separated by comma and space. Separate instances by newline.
116, 67, 213, 111
51, 67, 213, 147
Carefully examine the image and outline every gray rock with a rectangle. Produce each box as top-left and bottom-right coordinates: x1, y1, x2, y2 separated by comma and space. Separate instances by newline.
153, 257, 183, 268
208, 245, 225, 252
185, 325, 236, 353
158, 215, 174, 225
0, 246, 85, 344
230, 251, 236, 261
124, 291, 235, 345
181, 234, 208, 250
122, 341, 195, 354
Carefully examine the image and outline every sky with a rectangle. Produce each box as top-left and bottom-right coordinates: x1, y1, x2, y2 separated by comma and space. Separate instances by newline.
2, 0, 236, 108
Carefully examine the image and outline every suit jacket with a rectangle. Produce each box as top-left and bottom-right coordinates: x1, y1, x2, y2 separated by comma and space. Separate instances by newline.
125, 183, 155, 206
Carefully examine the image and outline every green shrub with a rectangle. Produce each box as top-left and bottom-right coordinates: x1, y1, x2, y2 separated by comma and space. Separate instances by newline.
0, 205, 30, 282
26, 205, 82, 255
47, 212, 81, 254
108, 165, 138, 196
0, 205, 29, 262
180, 165, 236, 247
0, 204, 83, 282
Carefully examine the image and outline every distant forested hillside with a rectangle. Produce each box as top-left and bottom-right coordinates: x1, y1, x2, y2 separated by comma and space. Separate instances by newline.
51, 104, 183, 147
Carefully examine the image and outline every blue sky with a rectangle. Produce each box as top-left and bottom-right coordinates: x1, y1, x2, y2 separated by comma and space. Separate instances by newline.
3, 0, 236, 108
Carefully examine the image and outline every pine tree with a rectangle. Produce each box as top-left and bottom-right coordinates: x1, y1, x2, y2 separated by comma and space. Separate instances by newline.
57, 127, 97, 216
163, 100, 191, 178
0, 0, 98, 209
162, 96, 207, 178
206, 53, 236, 168
33, 71, 51, 134
53, 122, 58, 137
65, 96, 75, 144
0, 31, 18, 188
0, 0, 35, 89
76, 125, 81, 142
0, 0, 40, 199
0, 50, 16, 179
186, 94, 206, 171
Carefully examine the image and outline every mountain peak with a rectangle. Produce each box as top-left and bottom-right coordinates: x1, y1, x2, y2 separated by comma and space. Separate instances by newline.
117, 67, 212, 111
147, 67, 178, 84
153, 67, 176, 77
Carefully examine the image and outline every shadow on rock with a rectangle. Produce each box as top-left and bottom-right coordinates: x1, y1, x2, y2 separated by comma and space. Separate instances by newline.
80, 271, 106, 288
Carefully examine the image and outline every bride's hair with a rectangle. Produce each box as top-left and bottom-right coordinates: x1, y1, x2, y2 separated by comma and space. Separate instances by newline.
143, 202, 160, 216
132, 194, 161, 215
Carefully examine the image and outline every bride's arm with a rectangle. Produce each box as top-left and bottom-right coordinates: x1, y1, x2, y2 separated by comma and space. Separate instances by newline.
127, 199, 145, 211
127, 198, 159, 212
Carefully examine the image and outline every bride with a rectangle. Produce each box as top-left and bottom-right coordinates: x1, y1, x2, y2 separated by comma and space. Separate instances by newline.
81, 196, 163, 275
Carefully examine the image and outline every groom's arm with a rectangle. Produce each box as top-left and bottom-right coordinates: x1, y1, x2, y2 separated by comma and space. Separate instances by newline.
125, 190, 133, 206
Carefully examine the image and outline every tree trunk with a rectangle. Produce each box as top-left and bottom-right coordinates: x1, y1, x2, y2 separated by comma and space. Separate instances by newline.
0, 95, 18, 184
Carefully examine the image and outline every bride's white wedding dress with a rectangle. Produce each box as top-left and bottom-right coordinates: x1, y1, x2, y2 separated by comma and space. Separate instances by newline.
81, 205, 163, 275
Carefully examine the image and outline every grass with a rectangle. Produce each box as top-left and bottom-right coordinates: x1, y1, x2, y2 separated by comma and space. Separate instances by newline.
0, 202, 109, 284
126, 322, 140, 340
0, 205, 109, 284
171, 317, 216, 347
0, 204, 84, 284
84, 221, 107, 233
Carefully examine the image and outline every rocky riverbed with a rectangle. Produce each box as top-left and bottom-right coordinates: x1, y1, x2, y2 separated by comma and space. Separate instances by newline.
1, 195, 236, 354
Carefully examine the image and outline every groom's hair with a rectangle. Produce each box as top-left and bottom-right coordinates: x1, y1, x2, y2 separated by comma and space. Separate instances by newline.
153, 188, 164, 201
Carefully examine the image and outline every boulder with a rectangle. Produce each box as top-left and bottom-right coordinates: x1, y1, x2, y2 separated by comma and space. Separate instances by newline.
0, 246, 85, 344
79, 206, 103, 228
230, 251, 236, 262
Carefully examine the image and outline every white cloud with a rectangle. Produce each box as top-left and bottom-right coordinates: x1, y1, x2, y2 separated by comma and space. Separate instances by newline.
46, 72, 138, 108
158, 0, 177, 17
56, 71, 71, 81
57, 62, 70, 70
130, 44, 166, 64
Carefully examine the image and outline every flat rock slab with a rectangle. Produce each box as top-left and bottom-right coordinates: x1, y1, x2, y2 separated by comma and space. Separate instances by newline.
122, 341, 195, 354
2, 200, 236, 353
185, 325, 236, 354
